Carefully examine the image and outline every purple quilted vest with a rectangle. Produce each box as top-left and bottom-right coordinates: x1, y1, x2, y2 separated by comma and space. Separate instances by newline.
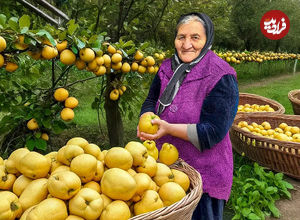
155, 50, 237, 200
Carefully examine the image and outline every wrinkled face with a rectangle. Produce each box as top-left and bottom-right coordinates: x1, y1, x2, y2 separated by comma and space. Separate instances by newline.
175, 21, 207, 63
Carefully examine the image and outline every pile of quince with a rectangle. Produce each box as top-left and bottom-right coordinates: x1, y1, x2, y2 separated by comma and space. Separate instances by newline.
238, 121, 300, 153
0, 137, 191, 220
237, 104, 275, 113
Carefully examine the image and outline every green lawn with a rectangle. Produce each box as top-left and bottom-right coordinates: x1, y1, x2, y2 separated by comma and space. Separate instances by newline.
238, 72, 300, 115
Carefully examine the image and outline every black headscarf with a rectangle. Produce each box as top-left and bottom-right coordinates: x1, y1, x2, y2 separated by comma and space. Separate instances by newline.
156, 12, 214, 116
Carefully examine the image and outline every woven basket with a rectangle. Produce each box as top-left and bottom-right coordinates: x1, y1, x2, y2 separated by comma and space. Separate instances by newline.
237, 93, 285, 115
130, 159, 203, 220
230, 114, 300, 179
288, 89, 300, 115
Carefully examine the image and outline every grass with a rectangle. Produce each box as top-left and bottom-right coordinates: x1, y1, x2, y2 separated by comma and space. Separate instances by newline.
233, 60, 300, 85
238, 72, 300, 114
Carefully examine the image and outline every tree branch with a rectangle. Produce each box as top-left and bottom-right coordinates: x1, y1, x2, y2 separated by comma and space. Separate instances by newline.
117, 0, 135, 37
127, 0, 155, 25
153, 0, 169, 35
52, 59, 55, 88
97, 77, 106, 135
123, 0, 135, 22
94, 0, 105, 32
53, 65, 73, 88
116, 0, 126, 41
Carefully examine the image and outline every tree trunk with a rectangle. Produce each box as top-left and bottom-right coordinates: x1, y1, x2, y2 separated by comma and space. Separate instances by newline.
104, 74, 124, 147
245, 37, 251, 51
274, 39, 281, 52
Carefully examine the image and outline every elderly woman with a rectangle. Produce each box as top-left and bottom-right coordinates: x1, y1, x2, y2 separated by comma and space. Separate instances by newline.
138, 12, 239, 220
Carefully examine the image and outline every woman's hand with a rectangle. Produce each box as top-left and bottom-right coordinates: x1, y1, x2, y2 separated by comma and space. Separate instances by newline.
138, 119, 170, 141
137, 112, 153, 140
137, 113, 189, 141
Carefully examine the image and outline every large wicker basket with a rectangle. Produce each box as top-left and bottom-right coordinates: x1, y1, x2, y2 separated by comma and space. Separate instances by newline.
130, 159, 203, 220
237, 93, 285, 115
230, 114, 300, 179
288, 89, 300, 115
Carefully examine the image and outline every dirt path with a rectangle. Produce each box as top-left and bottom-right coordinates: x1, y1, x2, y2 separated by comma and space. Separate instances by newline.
238, 72, 300, 91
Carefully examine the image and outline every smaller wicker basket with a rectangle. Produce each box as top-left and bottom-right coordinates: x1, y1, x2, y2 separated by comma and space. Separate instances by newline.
237, 93, 285, 115
130, 159, 202, 220
288, 89, 300, 115
230, 114, 300, 179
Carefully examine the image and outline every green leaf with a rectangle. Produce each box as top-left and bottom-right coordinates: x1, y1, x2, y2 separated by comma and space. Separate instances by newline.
119, 48, 128, 58
266, 186, 277, 194
139, 42, 150, 51
248, 213, 261, 220
88, 35, 98, 44
275, 173, 284, 180
74, 37, 85, 49
41, 118, 51, 129
36, 30, 56, 46
35, 132, 41, 138
119, 38, 124, 46
268, 203, 280, 218
265, 171, 274, 179
8, 17, 19, 31
71, 45, 78, 54
19, 15, 30, 29
126, 47, 136, 55
67, 19, 79, 35
232, 214, 241, 220
26, 138, 35, 151
30, 66, 40, 75
35, 138, 47, 151
16, 95, 22, 104
242, 208, 251, 216
0, 124, 13, 133
20, 27, 29, 34
282, 181, 294, 189
58, 30, 67, 41
52, 120, 67, 134
44, 109, 51, 116
0, 14, 7, 28
280, 189, 291, 199
242, 183, 253, 191
91, 35, 104, 51
131, 18, 139, 25
122, 40, 135, 48
252, 190, 260, 200
28, 37, 36, 46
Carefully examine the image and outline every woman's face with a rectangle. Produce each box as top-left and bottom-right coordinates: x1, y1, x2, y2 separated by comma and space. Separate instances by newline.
175, 21, 207, 63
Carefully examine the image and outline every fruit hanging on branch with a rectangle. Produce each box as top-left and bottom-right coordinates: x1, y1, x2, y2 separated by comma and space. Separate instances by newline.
0, 15, 169, 153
